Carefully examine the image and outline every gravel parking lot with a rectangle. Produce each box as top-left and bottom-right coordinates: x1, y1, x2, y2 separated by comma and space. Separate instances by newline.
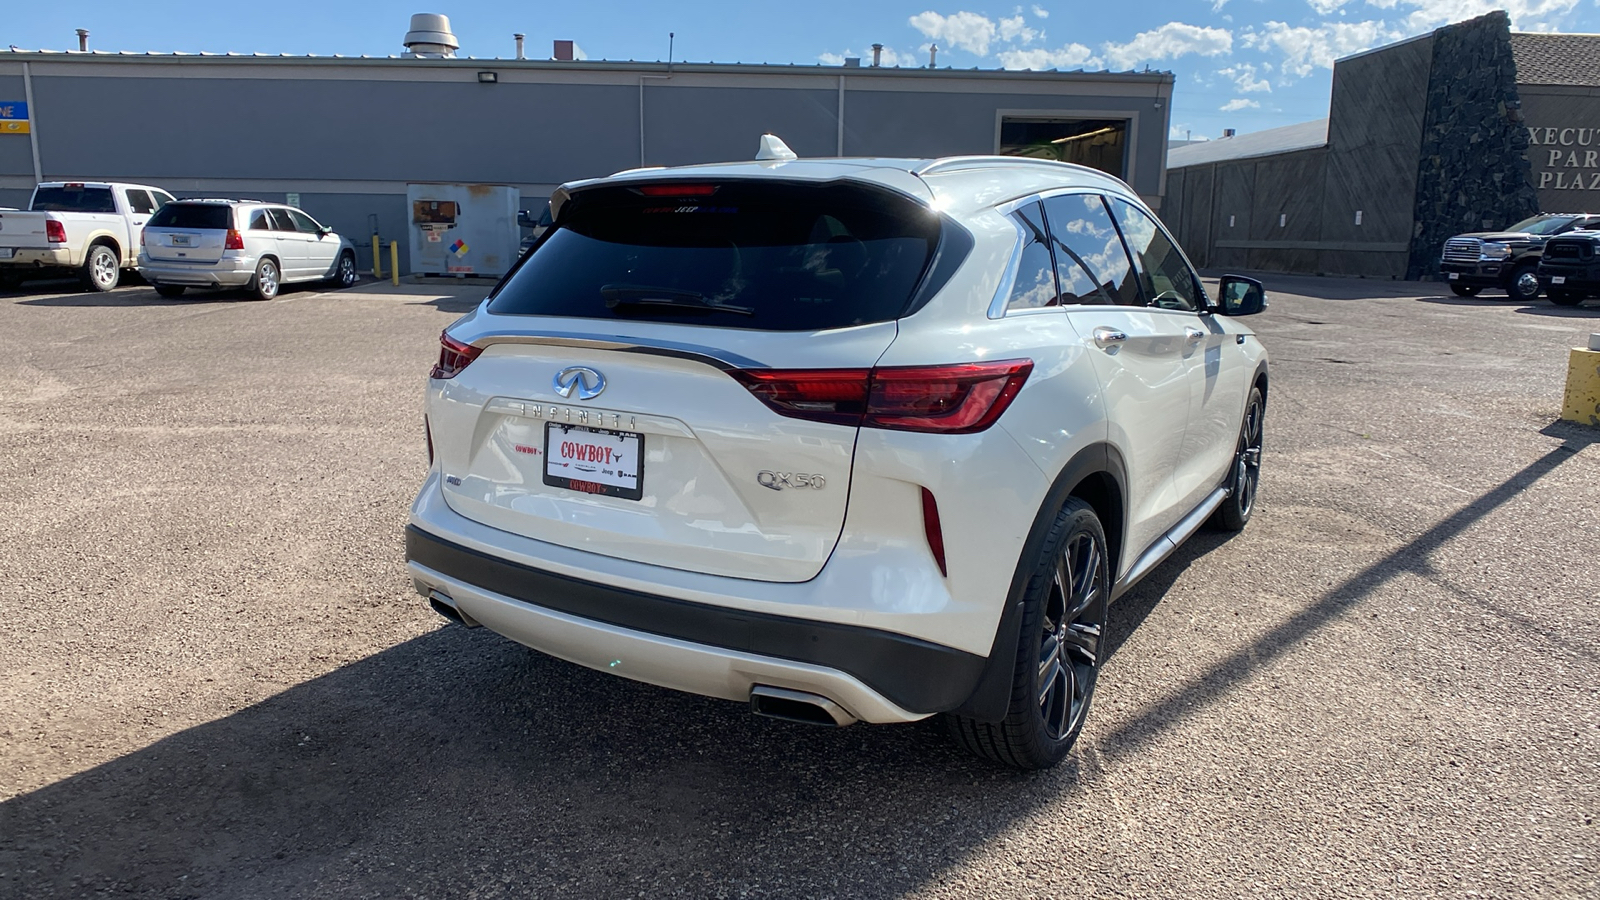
0, 274, 1595, 899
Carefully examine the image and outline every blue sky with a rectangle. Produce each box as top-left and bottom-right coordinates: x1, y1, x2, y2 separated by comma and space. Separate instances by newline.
7, 1, 1598, 141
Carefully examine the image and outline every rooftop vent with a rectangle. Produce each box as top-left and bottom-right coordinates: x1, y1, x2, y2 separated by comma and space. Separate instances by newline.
404, 13, 459, 58
1222, 128, 1237, 138
553, 40, 575, 61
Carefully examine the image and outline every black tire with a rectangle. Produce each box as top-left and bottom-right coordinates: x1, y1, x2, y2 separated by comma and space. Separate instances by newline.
1211, 386, 1265, 532
326, 250, 358, 289
1549, 290, 1584, 307
1504, 264, 1540, 302
0, 270, 19, 292
946, 498, 1109, 770
250, 257, 281, 300
80, 243, 121, 292
154, 284, 187, 298
1449, 283, 1480, 297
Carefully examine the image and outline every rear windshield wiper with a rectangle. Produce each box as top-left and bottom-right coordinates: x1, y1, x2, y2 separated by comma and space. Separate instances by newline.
600, 284, 753, 316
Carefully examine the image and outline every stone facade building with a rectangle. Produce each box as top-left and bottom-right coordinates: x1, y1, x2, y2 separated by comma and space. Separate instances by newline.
1163, 11, 1600, 279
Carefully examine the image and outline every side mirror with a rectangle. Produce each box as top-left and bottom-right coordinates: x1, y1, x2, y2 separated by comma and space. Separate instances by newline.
1215, 275, 1267, 316
318, 225, 334, 236
517, 210, 536, 228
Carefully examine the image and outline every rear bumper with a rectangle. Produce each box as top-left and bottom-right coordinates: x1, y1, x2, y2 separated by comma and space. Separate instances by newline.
0, 248, 73, 268
404, 478, 992, 723
137, 254, 254, 287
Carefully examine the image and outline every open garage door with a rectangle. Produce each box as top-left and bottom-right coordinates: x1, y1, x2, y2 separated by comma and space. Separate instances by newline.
999, 117, 1128, 179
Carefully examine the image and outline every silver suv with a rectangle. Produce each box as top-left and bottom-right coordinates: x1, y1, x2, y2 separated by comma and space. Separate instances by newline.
138, 200, 358, 299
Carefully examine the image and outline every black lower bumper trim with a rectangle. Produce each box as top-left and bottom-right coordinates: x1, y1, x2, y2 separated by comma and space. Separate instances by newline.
405, 525, 988, 715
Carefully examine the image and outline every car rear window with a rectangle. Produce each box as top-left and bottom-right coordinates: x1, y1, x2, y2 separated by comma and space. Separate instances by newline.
147, 204, 232, 230
487, 181, 943, 330
31, 186, 117, 213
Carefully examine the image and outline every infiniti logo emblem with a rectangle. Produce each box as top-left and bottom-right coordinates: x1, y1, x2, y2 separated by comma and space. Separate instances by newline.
553, 365, 606, 400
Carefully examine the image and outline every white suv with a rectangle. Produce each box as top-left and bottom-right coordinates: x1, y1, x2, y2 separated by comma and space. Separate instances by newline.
138, 200, 358, 299
405, 148, 1269, 769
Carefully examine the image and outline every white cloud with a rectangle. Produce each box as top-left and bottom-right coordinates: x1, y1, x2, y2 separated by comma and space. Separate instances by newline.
1032, 4, 1049, 16
909, 10, 999, 56
1243, 20, 1399, 77
999, 15, 1039, 43
1308, 0, 1352, 13
1218, 62, 1272, 92
1398, 0, 1583, 31
819, 51, 847, 65
1220, 98, 1261, 111
998, 42, 1101, 69
1102, 22, 1233, 70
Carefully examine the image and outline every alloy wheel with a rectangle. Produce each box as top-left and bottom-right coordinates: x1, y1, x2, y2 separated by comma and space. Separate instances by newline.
1512, 270, 1540, 300
1234, 396, 1264, 517
1038, 531, 1105, 741
92, 249, 117, 289
338, 255, 356, 287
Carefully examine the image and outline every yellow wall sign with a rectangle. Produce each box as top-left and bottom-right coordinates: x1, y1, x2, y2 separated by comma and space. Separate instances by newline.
0, 121, 31, 134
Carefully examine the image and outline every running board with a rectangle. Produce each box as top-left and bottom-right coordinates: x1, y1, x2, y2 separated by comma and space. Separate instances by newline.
1110, 486, 1228, 600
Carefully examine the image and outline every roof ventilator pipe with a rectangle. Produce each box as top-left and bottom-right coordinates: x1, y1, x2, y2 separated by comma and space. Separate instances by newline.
403, 13, 460, 58
75, 29, 89, 52
929, 43, 938, 68
871, 43, 883, 67
514, 33, 526, 60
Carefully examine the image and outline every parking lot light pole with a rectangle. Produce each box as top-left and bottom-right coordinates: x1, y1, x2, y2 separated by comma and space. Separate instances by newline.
1561, 334, 1600, 428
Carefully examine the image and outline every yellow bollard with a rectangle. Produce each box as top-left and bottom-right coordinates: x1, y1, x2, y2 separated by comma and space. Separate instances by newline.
389, 241, 400, 287
371, 234, 384, 279
1560, 336, 1600, 427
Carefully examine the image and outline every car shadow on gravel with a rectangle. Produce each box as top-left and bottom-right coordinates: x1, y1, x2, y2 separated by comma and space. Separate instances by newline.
0, 627, 1079, 898
6, 434, 1586, 898
1414, 295, 1600, 317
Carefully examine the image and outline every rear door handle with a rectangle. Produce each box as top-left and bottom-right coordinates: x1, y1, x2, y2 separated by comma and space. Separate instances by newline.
1092, 327, 1128, 349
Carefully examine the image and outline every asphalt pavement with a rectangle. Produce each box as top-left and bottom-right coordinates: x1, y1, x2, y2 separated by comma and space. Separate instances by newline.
0, 274, 1595, 899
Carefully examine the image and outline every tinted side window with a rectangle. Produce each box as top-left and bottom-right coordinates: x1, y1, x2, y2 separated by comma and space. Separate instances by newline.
1042, 194, 1141, 306
1004, 201, 1059, 312
268, 209, 297, 232
152, 191, 176, 209
124, 190, 155, 215
1109, 198, 1202, 312
249, 210, 274, 231
287, 210, 322, 234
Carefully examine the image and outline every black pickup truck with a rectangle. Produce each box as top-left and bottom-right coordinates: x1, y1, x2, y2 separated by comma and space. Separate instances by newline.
1537, 232, 1600, 307
1439, 213, 1600, 301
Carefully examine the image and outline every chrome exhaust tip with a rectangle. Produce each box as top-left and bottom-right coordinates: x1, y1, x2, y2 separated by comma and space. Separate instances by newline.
749, 686, 856, 727
428, 590, 480, 628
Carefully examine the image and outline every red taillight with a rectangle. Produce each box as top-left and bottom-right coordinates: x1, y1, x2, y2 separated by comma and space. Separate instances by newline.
45, 220, 66, 243
140, 227, 146, 247
727, 368, 870, 426
431, 332, 482, 379
636, 183, 719, 197
731, 359, 1033, 434
921, 487, 948, 577
224, 228, 245, 250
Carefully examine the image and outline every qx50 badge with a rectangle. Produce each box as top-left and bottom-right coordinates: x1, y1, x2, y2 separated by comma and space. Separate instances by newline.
553, 365, 606, 400
757, 471, 826, 491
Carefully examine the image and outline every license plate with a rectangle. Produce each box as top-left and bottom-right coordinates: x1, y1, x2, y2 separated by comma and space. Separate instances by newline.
544, 423, 643, 500
1448, 272, 1459, 280
1552, 276, 1566, 284
0, 248, 12, 259
172, 234, 191, 247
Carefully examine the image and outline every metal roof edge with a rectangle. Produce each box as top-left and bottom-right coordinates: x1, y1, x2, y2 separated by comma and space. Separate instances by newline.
0, 49, 1172, 82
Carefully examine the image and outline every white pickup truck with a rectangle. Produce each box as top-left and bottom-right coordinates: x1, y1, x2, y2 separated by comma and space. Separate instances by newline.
0, 182, 177, 292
